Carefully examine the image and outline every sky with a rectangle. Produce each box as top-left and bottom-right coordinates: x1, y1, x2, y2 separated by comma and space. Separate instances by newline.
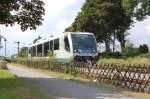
0, 0, 150, 56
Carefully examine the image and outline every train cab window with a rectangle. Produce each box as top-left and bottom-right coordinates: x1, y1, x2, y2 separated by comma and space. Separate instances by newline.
54, 39, 59, 50
64, 37, 70, 52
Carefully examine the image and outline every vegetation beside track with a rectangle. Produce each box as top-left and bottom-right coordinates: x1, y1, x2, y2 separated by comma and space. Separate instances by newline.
98, 57, 150, 65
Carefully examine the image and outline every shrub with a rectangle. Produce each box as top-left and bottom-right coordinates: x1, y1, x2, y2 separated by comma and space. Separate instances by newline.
139, 44, 149, 54
48, 50, 60, 70
99, 52, 122, 58
138, 53, 150, 58
122, 41, 141, 57
0, 60, 7, 70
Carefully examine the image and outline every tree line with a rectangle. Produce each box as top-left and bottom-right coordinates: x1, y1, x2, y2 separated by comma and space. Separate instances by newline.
65, 0, 150, 52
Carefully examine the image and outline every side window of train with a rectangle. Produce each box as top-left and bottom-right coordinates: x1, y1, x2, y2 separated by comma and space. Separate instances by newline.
37, 44, 42, 57
64, 37, 70, 52
29, 48, 31, 54
44, 42, 49, 56
54, 39, 59, 50
50, 41, 53, 51
32, 46, 36, 57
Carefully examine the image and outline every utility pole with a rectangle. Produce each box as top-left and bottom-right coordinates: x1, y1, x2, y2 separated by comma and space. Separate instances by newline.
0, 34, 7, 57
0, 37, 1, 45
4, 39, 7, 57
14, 41, 20, 54
0, 37, 2, 50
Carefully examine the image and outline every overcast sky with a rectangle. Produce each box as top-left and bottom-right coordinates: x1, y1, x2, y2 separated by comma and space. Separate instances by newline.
0, 0, 150, 56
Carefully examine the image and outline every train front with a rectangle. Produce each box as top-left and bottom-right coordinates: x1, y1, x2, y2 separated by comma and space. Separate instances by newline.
70, 33, 98, 62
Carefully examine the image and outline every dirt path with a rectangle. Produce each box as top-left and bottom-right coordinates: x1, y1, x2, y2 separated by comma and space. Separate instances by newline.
7, 64, 135, 99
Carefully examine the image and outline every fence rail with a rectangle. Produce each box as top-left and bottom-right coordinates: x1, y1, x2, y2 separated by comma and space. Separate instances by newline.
10, 59, 150, 93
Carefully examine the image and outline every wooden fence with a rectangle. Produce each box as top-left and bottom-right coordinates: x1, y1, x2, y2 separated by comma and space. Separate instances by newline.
11, 59, 150, 93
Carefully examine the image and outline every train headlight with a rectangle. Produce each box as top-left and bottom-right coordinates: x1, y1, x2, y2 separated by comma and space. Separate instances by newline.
92, 49, 96, 53
78, 49, 82, 53
74, 50, 77, 53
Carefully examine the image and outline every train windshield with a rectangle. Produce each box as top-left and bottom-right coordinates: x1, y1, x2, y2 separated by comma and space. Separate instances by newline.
71, 34, 97, 53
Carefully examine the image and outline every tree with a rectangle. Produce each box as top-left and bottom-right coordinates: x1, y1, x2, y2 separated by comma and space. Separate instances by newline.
133, 0, 150, 21
0, 0, 45, 31
66, 0, 131, 52
122, 0, 150, 25
33, 36, 42, 44
119, 0, 150, 51
66, 0, 150, 53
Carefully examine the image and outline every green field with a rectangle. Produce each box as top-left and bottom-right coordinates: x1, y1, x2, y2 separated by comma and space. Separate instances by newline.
0, 70, 50, 99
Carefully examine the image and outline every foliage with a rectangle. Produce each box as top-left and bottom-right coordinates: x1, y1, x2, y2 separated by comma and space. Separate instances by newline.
66, 0, 150, 53
99, 52, 122, 58
122, 40, 138, 57
0, 60, 7, 70
65, 0, 131, 52
33, 36, 42, 44
99, 43, 149, 59
0, 0, 45, 31
115, 0, 150, 44
48, 50, 60, 70
99, 41, 139, 58
139, 44, 149, 54
132, 0, 150, 21
98, 57, 150, 65
122, 43, 149, 57
17, 47, 28, 58
48, 50, 56, 58
138, 53, 150, 58
11, 58, 79, 77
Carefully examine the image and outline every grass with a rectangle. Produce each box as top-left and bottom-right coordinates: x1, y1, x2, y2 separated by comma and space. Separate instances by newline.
98, 57, 150, 65
0, 70, 50, 99
9, 63, 150, 99
98, 53, 150, 65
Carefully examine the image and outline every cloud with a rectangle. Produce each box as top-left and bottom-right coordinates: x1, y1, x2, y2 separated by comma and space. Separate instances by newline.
53, 19, 72, 34
128, 17, 150, 46
144, 25, 150, 33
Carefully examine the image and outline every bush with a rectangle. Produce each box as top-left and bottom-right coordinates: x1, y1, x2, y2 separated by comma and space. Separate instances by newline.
99, 41, 140, 58
122, 41, 141, 57
138, 53, 150, 58
0, 60, 7, 70
139, 44, 149, 54
99, 52, 122, 58
48, 50, 61, 70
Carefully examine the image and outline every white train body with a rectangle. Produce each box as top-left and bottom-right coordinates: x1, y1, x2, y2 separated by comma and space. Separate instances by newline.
28, 32, 98, 62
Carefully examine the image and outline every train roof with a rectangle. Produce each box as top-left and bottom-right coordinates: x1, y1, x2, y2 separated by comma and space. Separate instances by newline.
28, 32, 94, 47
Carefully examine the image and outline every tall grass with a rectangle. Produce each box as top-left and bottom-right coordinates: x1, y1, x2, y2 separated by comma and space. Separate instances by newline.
99, 57, 150, 65
0, 60, 7, 70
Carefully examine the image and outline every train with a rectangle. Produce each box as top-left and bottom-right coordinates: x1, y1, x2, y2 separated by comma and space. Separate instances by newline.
28, 32, 98, 62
